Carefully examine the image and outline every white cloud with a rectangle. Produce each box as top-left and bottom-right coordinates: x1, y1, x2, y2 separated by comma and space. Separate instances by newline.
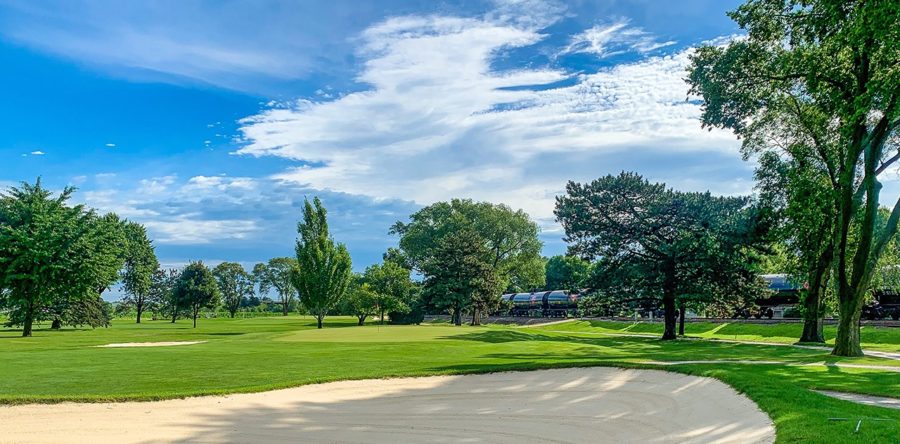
562, 19, 675, 58
105, 143, 116, 147
29, 150, 45, 155
237, 12, 743, 228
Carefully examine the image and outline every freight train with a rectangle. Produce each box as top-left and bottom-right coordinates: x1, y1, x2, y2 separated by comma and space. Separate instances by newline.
499, 290, 667, 318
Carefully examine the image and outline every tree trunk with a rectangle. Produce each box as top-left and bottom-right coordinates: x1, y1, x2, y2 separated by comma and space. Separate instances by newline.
678, 302, 686, 336
380, 307, 385, 325
171, 308, 177, 323
22, 301, 35, 337
452, 308, 461, 326
357, 315, 366, 326
282, 300, 289, 316
661, 265, 677, 340
192, 307, 198, 328
800, 289, 825, 343
471, 308, 480, 326
51, 318, 62, 330
832, 293, 865, 357
317, 315, 324, 329
230, 310, 236, 318
136, 304, 143, 324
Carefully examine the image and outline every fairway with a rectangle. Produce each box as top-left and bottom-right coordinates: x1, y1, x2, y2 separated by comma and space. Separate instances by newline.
1, 317, 899, 442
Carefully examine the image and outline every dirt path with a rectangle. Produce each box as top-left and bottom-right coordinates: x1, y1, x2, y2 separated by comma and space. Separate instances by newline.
0, 368, 774, 444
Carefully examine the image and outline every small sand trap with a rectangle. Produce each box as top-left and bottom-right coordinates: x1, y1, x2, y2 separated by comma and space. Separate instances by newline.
0, 368, 774, 443
94, 341, 206, 348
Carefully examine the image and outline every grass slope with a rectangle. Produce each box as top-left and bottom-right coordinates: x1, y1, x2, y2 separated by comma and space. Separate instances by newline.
537, 319, 900, 353
1, 317, 898, 442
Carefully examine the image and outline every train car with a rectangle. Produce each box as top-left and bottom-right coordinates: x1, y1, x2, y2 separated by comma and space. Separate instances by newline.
505, 290, 583, 317
864, 289, 900, 320
739, 274, 801, 319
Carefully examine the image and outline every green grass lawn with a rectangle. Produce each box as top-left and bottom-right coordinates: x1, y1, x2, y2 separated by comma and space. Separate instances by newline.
1, 317, 898, 442
536, 319, 900, 353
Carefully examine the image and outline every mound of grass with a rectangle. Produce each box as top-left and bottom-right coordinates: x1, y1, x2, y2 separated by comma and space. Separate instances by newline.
1, 317, 898, 442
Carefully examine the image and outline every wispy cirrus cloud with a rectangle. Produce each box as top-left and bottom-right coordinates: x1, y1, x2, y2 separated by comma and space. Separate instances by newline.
561, 19, 676, 58
237, 10, 744, 228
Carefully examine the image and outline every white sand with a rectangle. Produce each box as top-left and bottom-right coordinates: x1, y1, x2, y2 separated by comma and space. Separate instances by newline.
94, 341, 206, 348
0, 368, 775, 444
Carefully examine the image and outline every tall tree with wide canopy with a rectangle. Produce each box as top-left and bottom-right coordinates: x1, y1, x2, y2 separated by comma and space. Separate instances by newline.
253, 257, 300, 316
391, 199, 544, 291
556, 172, 766, 340
293, 197, 353, 329
213, 262, 254, 318
120, 222, 159, 323
362, 261, 414, 324
687, 0, 899, 356
0, 180, 125, 336
173, 261, 219, 328
422, 227, 501, 326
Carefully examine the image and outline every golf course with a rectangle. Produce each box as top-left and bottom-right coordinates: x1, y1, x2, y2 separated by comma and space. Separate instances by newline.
1, 317, 898, 442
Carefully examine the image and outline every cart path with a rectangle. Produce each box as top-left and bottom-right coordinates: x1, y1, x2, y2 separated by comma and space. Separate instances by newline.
814, 390, 900, 410
0, 368, 774, 444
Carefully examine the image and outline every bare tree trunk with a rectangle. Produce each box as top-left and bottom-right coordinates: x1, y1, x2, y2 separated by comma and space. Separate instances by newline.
357, 315, 366, 326
678, 302, 686, 336
661, 265, 677, 340
832, 292, 865, 357
282, 298, 289, 316
800, 289, 825, 343
470, 308, 480, 326
192, 307, 198, 328
22, 301, 34, 337
136, 302, 143, 324
317, 314, 324, 329
380, 307, 385, 325
51, 318, 62, 330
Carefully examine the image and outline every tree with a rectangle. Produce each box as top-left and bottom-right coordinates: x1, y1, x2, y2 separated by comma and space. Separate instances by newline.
0, 180, 123, 336
213, 262, 254, 318
344, 278, 379, 325
147, 268, 182, 323
391, 199, 544, 291
120, 222, 159, 323
362, 261, 414, 324
756, 152, 836, 343
253, 258, 299, 316
687, 0, 899, 356
173, 262, 219, 328
545, 255, 592, 291
422, 227, 501, 326
293, 197, 353, 329
555, 172, 766, 340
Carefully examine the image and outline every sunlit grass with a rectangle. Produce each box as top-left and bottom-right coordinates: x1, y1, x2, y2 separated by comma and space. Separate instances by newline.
1, 317, 898, 442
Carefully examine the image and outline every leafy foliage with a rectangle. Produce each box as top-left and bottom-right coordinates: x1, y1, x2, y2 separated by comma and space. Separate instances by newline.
173, 261, 219, 328
253, 258, 299, 316
391, 199, 544, 291
213, 262, 254, 318
556, 172, 767, 339
544, 255, 591, 292
120, 222, 159, 323
293, 197, 353, 329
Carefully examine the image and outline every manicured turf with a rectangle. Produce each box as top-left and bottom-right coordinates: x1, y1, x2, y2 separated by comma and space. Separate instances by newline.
537, 319, 900, 353
1, 317, 898, 442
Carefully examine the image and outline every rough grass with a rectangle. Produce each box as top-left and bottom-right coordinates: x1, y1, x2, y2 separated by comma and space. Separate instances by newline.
1, 317, 898, 442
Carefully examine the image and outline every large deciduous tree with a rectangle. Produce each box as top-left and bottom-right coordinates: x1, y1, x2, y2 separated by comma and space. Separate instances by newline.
362, 261, 414, 324
556, 172, 766, 340
173, 261, 219, 328
213, 262, 254, 318
687, 0, 899, 356
293, 197, 353, 329
148, 268, 182, 323
344, 278, 379, 326
253, 258, 300, 316
120, 222, 159, 323
422, 227, 501, 326
544, 255, 592, 292
0, 180, 125, 336
391, 199, 544, 291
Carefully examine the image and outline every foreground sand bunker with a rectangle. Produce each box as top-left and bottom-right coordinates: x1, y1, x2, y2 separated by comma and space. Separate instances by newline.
0, 367, 775, 444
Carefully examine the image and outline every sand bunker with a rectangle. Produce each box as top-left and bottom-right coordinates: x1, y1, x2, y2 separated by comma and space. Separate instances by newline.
0, 367, 775, 443
94, 341, 206, 348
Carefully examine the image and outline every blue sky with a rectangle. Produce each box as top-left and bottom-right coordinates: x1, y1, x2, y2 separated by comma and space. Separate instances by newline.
1, 0, 760, 276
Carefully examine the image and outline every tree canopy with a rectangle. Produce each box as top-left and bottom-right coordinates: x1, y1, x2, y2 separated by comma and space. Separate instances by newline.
0, 180, 127, 336
253, 257, 299, 316
391, 199, 544, 291
556, 172, 766, 339
362, 261, 414, 324
173, 261, 219, 328
213, 262, 254, 318
120, 221, 159, 324
687, 0, 899, 356
544, 255, 591, 292
293, 197, 352, 329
